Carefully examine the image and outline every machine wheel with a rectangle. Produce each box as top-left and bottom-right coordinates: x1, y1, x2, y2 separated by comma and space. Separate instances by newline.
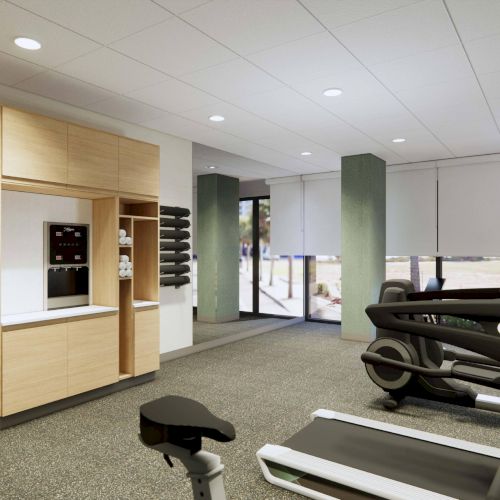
364, 338, 419, 392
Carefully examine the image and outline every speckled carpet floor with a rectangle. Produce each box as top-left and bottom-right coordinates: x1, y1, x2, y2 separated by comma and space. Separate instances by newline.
193, 316, 286, 344
1, 322, 499, 500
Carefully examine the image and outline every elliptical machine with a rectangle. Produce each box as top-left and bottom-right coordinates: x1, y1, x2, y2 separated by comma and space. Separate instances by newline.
362, 279, 500, 412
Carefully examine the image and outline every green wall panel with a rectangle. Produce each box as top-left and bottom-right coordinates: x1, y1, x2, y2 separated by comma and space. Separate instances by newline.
341, 154, 386, 341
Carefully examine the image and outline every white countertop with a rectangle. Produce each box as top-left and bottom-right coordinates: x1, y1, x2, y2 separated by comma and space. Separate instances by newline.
1, 305, 119, 327
133, 300, 160, 309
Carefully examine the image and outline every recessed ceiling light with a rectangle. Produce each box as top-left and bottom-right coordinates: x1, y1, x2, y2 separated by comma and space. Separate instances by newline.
209, 115, 225, 122
301, 151, 312, 156
14, 37, 41, 50
392, 138, 406, 143
323, 88, 343, 97
206, 165, 217, 170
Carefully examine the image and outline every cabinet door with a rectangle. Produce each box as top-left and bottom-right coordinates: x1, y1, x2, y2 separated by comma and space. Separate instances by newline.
2, 323, 67, 416
67, 315, 118, 396
2, 107, 68, 184
134, 308, 159, 376
119, 137, 159, 197
68, 124, 119, 191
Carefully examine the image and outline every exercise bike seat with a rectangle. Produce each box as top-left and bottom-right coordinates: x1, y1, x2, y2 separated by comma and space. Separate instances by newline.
140, 395, 236, 454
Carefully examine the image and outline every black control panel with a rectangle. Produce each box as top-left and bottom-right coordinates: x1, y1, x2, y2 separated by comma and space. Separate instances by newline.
49, 224, 88, 266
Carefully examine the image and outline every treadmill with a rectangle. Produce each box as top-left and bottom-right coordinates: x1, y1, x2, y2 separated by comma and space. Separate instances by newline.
257, 409, 500, 500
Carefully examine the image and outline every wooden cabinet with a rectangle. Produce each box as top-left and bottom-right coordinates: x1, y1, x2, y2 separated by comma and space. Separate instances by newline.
67, 315, 119, 396
119, 137, 160, 197
134, 308, 160, 376
68, 124, 119, 192
2, 324, 67, 416
2, 107, 68, 184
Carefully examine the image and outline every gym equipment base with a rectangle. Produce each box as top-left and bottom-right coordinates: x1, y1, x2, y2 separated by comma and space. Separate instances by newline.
257, 409, 500, 500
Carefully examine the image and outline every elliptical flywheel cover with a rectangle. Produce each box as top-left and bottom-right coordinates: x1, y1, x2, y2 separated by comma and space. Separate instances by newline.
364, 338, 419, 391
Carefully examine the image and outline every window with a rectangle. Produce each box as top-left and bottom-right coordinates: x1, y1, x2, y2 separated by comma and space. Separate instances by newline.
441, 257, 500, 289
307, 256, 341, 322
386, 256, 436, 291
239, 200, 253, 312
240, 197, 303, 317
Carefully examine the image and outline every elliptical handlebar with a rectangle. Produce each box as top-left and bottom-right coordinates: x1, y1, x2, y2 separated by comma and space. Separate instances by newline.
408, 288, 500, 301
366, 299, 500, 362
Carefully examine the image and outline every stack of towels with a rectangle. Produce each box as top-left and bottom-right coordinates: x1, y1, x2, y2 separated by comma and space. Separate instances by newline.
119, 254, 133, 278
119, 228, 133, 246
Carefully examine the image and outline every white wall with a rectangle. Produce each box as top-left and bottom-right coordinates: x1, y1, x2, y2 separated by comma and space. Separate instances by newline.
0, 84, 193, 353
1, 191, 92, 315
239, 179, 270, 198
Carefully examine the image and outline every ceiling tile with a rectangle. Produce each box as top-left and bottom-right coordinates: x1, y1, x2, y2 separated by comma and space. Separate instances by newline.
193, 144, 297, 179
177, 99, 338, 159
333, 0, 458, 66
8, 0, 172, 45
153, 0, 213, 14
465, 33, 500, 75
0, 0, 99, 67
0, 51, 43, 85
180, 58, 283, 101
248, 31, 363, 85
15, 70, 114, 106
446, 0, 500, 41
84, 95, 164, 124
430, 119, 500, 157
143, 111, 319, 174
300, 0, 422, 30
370, 44, 474, 91
478, 70, 500, 106
181, 0, 324, 55
56, 48, 166, 94
127, 76, 219, 113
110, 17, 235, 76
396, 77, 491, 124
293, 69, 411, 124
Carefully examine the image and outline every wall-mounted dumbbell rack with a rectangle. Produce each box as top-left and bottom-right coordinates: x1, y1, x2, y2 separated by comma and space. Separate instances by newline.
159, 206, 191, 288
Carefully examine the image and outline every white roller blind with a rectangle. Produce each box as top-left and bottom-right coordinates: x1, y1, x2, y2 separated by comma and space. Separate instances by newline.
438, 161, 500, 256
386, 166, 437, 255
303, 173, 341, 256
267, 177, 303, 255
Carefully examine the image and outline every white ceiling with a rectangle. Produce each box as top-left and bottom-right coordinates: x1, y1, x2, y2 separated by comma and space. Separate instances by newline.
0, 0, 499, 179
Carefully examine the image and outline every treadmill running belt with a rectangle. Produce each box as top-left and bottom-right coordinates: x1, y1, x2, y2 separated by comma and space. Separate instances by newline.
283, 418, 498, 500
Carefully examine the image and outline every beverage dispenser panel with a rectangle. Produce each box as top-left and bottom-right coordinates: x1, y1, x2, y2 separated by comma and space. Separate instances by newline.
45, 222, 90, 310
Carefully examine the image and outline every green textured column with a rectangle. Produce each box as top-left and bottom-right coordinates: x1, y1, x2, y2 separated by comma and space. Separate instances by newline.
341, 154, 386, 341
197, 174, 240, 323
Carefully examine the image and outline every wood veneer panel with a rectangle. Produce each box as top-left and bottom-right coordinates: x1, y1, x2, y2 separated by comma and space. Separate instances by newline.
2, 107, 67, 184
134, 308, 159, 376
67, 315, 119, 396
133, 219, 159, 302
119, 137, 159, 197
92, 197, 119, 307
68, 124, 119, 192
119, 280, 134, 375
2, 323, 67, 416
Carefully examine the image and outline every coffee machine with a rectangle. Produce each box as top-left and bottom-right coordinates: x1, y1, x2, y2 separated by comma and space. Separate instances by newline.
44, 222, 90, 310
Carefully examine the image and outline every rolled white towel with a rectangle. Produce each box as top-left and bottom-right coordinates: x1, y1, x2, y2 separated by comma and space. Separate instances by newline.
119, 236, 127, 245
119, 269, 127, 278
126, 261, 133, 270
119, 254, 129, 263
119, 229, 127, 238
119, 262, 127, 271
125, 236, 132, 245
125, 269, 133, 277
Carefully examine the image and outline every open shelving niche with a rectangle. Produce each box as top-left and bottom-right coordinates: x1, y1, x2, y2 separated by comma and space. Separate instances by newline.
159, 206, 191, 288
118, 199, 159, 379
